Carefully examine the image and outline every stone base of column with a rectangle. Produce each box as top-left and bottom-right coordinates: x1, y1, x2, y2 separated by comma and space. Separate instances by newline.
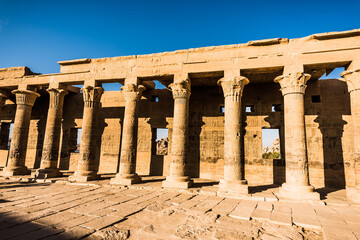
2, 166, 30, 177
68, 171, 100, 182
278, 183, 320, 201
33, 169, 63, 179
162, 176, 193, 189
346, 186, 360, 203
217, 179, 249, 198
110, 173, 141, 186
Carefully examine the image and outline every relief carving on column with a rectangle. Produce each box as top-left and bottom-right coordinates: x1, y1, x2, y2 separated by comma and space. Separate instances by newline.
341, 68, 360, 92
217, 76, 249, 102
12, 90, 40, 106
169, 79, 191, 99
47, 88, 68, 109
274, 72, 311, 96
121, 84, 146, 102
82, 86, 104, 108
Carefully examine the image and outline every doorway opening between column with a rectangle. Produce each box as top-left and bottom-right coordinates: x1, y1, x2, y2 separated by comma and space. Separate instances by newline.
7, 123, 14, 150
150, 128, 168, 176
262, 128, 285, 185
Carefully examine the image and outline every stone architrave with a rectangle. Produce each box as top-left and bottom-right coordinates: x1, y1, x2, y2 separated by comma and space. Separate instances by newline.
217, 75, 249, 196
341, 68, 360, 202
69, 85, 104, 182
274, 72, 320, 200
2, 89, 40, 176
162, 78, 193, 189
111, 84, 145, 185
34, 87, 68, 178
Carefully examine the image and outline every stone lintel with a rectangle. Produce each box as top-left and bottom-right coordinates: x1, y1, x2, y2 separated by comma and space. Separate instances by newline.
311, 28, 360, 40
247, 38, 286, 46
58, 58, 91, 66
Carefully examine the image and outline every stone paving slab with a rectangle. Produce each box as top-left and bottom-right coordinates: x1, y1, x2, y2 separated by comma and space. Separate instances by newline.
2, 178, 360, 239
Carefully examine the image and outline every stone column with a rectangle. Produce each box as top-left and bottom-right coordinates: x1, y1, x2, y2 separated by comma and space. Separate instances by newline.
162, 78, 193, 189
274, 72, 319, 200
217, 75, 249, 195
69, 85, 104, 182
2, 90, 40, 176
341, 68, 360, 201
111, 84, 145, 185
34, 87, 68, 178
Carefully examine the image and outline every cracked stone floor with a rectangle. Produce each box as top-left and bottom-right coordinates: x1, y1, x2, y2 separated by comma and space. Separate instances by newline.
0, 175, 359, 240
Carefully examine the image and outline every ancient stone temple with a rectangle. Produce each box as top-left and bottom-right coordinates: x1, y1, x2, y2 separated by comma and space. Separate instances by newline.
0, 29, 360, 201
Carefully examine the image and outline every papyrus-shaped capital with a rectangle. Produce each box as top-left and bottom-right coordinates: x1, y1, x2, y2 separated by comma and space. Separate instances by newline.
274, 72, 311, 95
121, 84, 146, 102
217, 76, 249, 102
341, 68, 360, 93
81, 86, 104, 108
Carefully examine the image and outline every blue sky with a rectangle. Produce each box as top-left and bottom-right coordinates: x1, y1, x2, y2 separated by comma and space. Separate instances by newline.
1, 0, 358, 146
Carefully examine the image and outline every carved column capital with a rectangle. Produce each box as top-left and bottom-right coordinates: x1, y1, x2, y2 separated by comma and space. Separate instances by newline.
121, 84, 146, 102
11, 89, 40, 106
169, 80, 191, 99
341, 68, 360, 92
47, 88, 68, 109
217, 76, 249, 102
81, 86, 104, 108
274, 72, 311, 95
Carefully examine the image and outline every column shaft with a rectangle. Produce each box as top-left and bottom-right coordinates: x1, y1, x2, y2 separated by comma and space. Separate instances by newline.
341, 68, 360, 201
35, 88, 67, 178
2, 90, 39, 176
283, 93, 309, 186
111, 84, 145, 185
351, 90, 360, 186
162, 79, 192, 189
275, 72, 319, 200
69, 86, 103, 182
217, 76, 248, 195
169, 96, 189, 178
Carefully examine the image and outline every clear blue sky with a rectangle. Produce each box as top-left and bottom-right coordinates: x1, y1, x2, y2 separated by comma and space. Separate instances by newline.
0, 0, 359, 74
1, 0, 358, 147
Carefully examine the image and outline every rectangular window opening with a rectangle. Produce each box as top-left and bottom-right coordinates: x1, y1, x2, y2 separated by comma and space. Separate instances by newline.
262, 128, 281, 159
272, 104, 281, 112
311, 95, 321, 103
246, 105, 255, 113
152, 95, 159, 102
152, 128, 168, 155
